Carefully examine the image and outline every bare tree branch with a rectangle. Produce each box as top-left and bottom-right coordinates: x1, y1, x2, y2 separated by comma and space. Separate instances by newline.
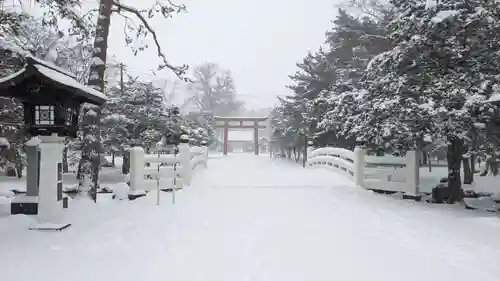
112, 0, 190, 80
181, 95, 203, 110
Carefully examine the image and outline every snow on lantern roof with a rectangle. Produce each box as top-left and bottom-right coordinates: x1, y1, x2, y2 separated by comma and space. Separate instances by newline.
0, 56, 107, 105
487, 94, 500, 104
33, 63, 107, 103
0, 36, 77, 79
0, 67, 27, 84
29, 55, 77, 79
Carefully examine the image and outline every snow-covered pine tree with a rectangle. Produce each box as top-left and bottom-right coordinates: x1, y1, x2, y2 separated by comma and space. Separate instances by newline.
354, 0, 500, 201
288, 48, 335, 101
183, 124, 208, 146
316, 8, 392, 149
102, 77, 171, 153
183, 111, 214, 146
133, 82, 171, 152
279, 48, 334, 149
101, 85, 134, 166
164, 106, 183, 146
0, 43, 24, 176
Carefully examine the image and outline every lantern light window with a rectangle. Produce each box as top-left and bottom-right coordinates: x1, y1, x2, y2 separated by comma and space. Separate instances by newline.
35, 105, 55, 125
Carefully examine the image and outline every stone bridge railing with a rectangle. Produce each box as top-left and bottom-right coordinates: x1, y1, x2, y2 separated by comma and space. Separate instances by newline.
306, 146, 419, 195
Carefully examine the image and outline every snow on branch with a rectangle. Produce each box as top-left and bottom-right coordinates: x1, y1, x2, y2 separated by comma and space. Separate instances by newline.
112, 0, 189, 80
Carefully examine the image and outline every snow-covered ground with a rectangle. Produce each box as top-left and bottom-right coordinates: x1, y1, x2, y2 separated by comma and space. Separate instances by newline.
1, 153, 500, 281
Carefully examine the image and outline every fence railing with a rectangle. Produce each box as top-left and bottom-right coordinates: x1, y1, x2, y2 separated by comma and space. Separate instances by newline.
127, 143, 208, 200
306, 146, 419, 195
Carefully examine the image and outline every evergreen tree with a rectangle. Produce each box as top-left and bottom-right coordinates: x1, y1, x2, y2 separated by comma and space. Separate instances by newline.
164, 105, 183, 146
100, 75, 181, 158
350, 0, 500, 200
317, 9, 392, 146
283, 8, 392, 148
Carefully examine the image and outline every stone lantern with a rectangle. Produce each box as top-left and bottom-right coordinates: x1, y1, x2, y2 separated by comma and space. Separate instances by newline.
0, 56, 107, 230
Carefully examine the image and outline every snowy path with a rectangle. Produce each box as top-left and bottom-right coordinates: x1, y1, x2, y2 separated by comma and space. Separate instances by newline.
1, 154, 500, 281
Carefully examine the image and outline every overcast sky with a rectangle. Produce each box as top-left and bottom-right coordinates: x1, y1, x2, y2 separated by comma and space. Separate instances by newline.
106, 0, 339, 109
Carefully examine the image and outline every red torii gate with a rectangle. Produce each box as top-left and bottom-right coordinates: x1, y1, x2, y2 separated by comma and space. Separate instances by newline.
215, 116, 268, 155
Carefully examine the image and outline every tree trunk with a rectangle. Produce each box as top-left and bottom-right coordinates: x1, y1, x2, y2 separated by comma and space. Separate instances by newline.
447, 136, 463, 203
145, 146, 150, 167
122, 151, 130, 174
470, 134, 477, 173
491, 152, 499, 176
421, 150, 428, 166
76, 156, 84, 182
62, 146, 69, 173
293, 148, 299, 162
428, 153, 432, 172
470, 153, 476, 173
463, 157, 473, 185
111, 151, 115, 167
15, 163, 22, 178
77, 0, 113, 201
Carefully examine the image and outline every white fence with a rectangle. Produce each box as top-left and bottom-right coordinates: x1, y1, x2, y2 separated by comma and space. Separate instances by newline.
127, 143, 208, 199
306, 146, 419, 195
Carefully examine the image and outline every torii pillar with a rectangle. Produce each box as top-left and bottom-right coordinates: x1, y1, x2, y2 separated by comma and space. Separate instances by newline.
223, 121, 229, 155
253, 121, 259, 155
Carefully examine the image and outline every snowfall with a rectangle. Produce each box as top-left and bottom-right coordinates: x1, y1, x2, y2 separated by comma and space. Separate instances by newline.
1, 154, 500, 281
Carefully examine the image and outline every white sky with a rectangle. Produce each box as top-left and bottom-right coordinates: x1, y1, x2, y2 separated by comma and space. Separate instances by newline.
106, 0, 339, 108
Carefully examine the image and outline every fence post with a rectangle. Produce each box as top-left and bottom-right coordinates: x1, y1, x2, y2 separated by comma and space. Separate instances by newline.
353, 146, 365, 187
306, 141, 315, 160
128, 147, 146, 200
179, 135, 192, 186
405, 150, 419, 194
201, 140, 208, 167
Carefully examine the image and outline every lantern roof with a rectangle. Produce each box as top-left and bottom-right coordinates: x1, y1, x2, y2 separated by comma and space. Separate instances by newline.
0, 56, 107, 105
487, 93, 500, 104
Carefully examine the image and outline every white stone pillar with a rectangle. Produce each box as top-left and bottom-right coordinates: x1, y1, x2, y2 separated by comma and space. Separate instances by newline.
31, 134, 69, 230
405, 150, 420, 194
201, 141, 208, 167
306, 141, 315, 160
128, 147, 146, 200
353, 146, 365, 187
178, 142, 192, 186
204, 146, 208, 166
